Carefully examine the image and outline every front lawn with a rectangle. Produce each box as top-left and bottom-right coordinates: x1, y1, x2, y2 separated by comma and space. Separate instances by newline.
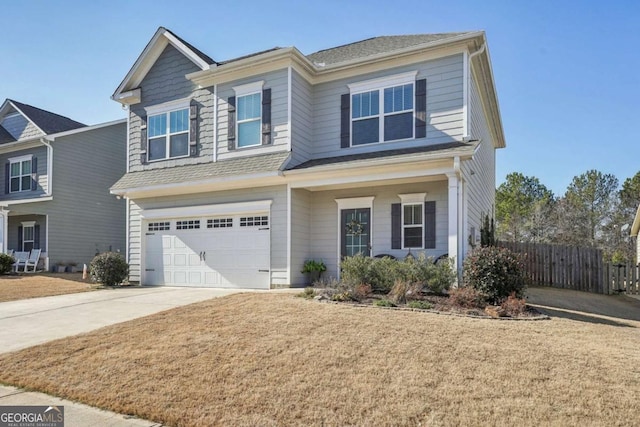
0, 293, 639, 426
0, 273, 95, 302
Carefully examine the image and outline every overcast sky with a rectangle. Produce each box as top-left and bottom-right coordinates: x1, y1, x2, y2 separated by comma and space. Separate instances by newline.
1, 0, 638, 195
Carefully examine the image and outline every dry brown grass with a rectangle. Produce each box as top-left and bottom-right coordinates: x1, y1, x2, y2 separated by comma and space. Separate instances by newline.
0, 273, 94, 302
1, 293, 640, 426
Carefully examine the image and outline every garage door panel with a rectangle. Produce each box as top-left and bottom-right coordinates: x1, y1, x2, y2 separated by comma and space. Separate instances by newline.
144, 213, 270, 289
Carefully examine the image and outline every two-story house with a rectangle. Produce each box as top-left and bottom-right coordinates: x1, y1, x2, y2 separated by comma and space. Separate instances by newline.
111, 27, 505, 289
0, 99, 127, 270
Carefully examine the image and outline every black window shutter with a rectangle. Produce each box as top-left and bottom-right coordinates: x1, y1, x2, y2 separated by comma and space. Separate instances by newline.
262, 88, 272, 145
391, 203, 402, 249
31, 157, 37, 191
340, 94, 350, 148
227, 96, 236, 150
189, 100, 198, 156
5, 162, 9, 194
424, 201, 436, 249
140, 115, 148, 164
415, 79, 427, 139
340, 209, 349, 258
18, 225, 23, 250
34, 224, 40, 249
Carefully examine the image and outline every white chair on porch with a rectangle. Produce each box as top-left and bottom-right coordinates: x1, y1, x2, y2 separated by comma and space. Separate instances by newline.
22, 249, 41, 273
12, 251, 29, 272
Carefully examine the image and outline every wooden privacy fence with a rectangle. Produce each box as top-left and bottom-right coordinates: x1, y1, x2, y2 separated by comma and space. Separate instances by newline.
497, 241, 640, 295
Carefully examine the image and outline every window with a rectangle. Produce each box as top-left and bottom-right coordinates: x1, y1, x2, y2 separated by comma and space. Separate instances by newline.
176, 220, 200, 230
148, 222, 170, 231
148, 108, 189, 161
403, 204, 423, 249
9, 156, 32, 192
240, 216, 268, 227
348, 72, 417, 146
207, 218, 233, 228
22, 222, 35, 252
237, 93, 261, 147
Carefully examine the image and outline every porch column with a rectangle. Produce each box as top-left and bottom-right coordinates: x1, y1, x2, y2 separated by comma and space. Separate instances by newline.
0, 208, 8, 253
446, 173, 460, 283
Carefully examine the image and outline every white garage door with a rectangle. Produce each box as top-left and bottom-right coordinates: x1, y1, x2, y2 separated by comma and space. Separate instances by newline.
143, 214, 270, 289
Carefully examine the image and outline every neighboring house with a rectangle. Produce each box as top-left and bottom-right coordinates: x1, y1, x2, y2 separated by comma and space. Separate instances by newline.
111, 27, 505, 289
0, 99, 127, 270
631, 204, 640, 264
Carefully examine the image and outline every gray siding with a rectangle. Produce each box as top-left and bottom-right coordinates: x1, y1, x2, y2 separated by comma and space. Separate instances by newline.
290, 69, 313, 167
129, 44, 214, 172
127, 185, 288, 285
290, 188, 311, 285
6, 123, 127, 267
462, 70, 496, 254
311, 54, 464, 160
1, 114, 43, 140
308, 181, 448, 279
0, 145, 49, 199
216, 69, 290, 160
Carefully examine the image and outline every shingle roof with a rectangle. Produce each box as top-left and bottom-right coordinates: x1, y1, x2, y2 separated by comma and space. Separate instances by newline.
163, 27, 218, 65
8, 100, 85, 135
111, 151, 290, 192
219, 47, 284, 65
306, 33, 473, 66
0, 125, 16, 144
287, 142, 474, 170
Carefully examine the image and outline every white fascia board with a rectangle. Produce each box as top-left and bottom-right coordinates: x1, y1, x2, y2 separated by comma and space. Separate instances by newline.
140, 199, 272, 220
113, 88, 141, 106
0, 139, 42, 153
0, 196, 53, 208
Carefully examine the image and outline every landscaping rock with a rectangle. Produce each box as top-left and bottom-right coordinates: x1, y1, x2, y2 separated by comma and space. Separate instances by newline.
314, 295, 327, 301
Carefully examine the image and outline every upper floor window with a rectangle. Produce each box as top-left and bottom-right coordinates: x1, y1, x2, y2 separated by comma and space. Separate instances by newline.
347, 71, 418, 147
9, 155, 32, 193
147, 108, 189, 161
237, 93, 261, 148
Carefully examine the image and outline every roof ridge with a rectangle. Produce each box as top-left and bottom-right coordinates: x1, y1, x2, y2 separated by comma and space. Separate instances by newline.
162, 27, 217, 65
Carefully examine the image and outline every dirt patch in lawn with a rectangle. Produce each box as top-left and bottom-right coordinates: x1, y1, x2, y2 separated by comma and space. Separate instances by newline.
0, 273, 95, 302
1, 292, 639, 426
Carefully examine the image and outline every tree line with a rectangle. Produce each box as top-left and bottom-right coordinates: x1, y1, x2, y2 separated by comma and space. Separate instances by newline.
496, 170, 640, 263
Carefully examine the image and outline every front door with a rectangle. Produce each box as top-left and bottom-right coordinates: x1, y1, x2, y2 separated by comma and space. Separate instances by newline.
341, 208, 371, 257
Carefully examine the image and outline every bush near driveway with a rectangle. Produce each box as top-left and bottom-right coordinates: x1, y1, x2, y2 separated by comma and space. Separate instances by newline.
463, 246, 526, 304
89, 252, 129, 286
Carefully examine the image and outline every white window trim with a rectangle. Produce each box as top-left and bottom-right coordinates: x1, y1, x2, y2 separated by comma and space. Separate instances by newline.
349, 71, 418, 147
21, 221, 35, 252
399, 193, 426, 250
145, 98, 190, 116
9, 154, 33, 193
147, 107, 190, 162
233, 82, 264, 149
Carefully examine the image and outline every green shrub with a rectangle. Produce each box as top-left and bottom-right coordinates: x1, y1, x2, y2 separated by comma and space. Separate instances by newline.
407, 300, 433, 310
0, 253, 15, 274
301, 259, 327, 274
340, 253, 456, 294
463, 246, 526, 304
448, 286, 486, 309
374, 299, 396, 308
90, 252, 129, 286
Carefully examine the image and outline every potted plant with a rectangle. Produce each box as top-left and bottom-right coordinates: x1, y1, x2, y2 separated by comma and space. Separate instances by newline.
66, 261, 79, 273
301, 259, 326, 285
54, 261, 66, 273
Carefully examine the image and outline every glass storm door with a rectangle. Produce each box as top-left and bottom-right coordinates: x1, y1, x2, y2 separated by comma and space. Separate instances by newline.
341, 208, 371, 257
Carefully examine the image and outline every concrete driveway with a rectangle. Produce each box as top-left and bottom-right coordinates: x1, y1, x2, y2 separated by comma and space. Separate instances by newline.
0, 286, 248, 353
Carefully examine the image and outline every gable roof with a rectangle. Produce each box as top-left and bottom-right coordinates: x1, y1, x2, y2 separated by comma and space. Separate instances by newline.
0, 99, 85, 139
0, 125, 15, 143
306, 33, 474, 66
113, 27, 216, 102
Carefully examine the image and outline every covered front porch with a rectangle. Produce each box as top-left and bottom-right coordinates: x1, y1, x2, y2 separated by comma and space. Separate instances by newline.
0, 208, 48, 271
288, 169, 467, 286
